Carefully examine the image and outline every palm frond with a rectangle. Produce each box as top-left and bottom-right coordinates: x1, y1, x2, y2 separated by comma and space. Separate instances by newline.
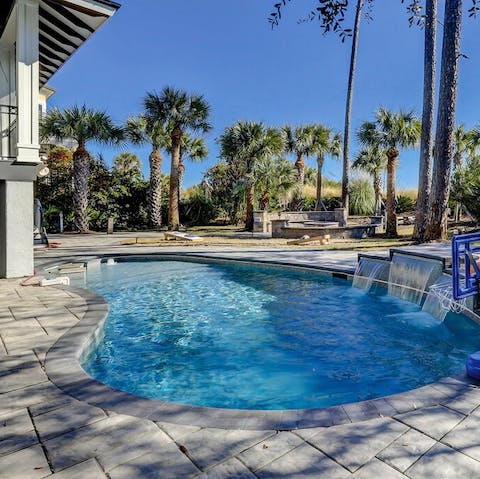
282, 124, 315, 157
358, 109, 420, 151
41, 104, 124, 146
218, 121, 284, 174
125, 116, 147, 145
353, 146, 387, 176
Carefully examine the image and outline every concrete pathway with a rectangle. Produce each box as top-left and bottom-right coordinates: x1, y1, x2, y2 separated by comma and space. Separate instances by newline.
1, 240, 480, 478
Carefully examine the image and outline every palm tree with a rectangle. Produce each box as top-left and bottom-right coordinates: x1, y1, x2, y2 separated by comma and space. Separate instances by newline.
177, 134, 208, 198
413, 0, 437, 242
254, 157, 297, 210
40, 105, 124, 232
469, 126, 480, 157
453, 125, 476, 170
311, 125, 342, 209
282, 125, 315, 205
126, 114, 170, 229
113, 152, 142, 179
353, 145, 386, 216
218, 121, 284, 231
451, 126, 480, 221
342, 0, 365, 215
143, 87, 212, 231
424, 0, 462, 240
358, 109, 421, 237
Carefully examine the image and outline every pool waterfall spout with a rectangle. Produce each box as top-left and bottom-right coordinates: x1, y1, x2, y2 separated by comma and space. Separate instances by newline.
422, 278, 451, 321
354, 253, 446, 317
353, 257, 389, 291
388, 254, 442, 305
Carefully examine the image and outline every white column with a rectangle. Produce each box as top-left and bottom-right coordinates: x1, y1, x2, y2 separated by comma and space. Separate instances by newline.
16, 0, 40, 164
0, 180, 34, 278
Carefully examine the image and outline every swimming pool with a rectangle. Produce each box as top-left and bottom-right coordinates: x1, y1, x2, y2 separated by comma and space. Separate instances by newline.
82, 258, 480, 410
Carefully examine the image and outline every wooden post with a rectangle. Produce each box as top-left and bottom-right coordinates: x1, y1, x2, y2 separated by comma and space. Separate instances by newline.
107, 217, 114, 235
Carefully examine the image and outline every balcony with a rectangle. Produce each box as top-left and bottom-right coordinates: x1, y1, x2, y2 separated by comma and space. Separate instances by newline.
0, 104, 17, 159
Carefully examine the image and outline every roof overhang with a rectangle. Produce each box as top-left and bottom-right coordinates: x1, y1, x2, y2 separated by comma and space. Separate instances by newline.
39, 0, 120, 85
40, 84, 56, 99
1, 0, 120, 86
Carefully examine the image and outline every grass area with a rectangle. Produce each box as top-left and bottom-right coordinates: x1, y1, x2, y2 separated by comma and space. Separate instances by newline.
322, 238, 412, 251
116, 224, 418, 251
398, 188, 418, 200
183, 225, 242, 235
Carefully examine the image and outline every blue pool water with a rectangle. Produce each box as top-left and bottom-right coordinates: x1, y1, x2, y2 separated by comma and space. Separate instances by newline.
82, 259, 480, 410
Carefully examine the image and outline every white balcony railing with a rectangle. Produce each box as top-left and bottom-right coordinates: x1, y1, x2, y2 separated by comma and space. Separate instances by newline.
0, 104, 17, 159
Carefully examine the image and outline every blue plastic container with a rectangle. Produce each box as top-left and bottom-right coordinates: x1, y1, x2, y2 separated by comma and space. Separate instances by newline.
466, 351, 480, 379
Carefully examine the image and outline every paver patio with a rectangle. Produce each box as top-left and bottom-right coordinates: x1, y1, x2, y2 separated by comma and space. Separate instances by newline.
1, 236, 480, 477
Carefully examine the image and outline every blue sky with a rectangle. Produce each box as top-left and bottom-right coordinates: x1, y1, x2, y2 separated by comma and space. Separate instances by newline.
48, 0, 480, 190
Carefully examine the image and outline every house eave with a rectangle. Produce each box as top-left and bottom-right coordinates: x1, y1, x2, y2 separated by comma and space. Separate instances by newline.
1, 0, 121, 86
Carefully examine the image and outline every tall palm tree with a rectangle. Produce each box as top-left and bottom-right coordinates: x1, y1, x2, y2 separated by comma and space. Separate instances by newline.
282, 125, 315, 204
424, 0, 463, 240
358, 109, 421, 237
126, 115, 170, 229
143, 87, 212, 231
353, 145, 386, 216
342, 0, 364, 215
218, 121, 284, 231
268, 0, 365, 215
413, 0, 437, 241
40, 105, 124, 232
311, 125, 342, 209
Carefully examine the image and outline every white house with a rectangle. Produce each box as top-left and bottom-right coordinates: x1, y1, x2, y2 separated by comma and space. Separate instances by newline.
0, 0, 119, 278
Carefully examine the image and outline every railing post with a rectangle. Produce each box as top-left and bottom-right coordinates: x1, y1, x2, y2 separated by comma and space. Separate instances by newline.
15, 0, 40, 164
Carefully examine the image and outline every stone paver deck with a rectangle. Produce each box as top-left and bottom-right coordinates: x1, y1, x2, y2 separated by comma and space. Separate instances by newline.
1, 238, 480, 477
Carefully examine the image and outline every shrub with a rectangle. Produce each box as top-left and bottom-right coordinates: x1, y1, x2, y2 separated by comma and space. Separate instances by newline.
349, 177, 375, 215
322, 178, 342, 198
301, 196, 316, 211
42, 206, 62, 232
397, 188, 418, 201
452, 157, 480, 223
396, 194, 416, 213
181, 187, 218, 225
323, 196, 342, 210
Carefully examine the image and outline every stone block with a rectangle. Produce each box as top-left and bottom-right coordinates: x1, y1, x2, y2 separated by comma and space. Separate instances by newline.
307, 417, 407, 472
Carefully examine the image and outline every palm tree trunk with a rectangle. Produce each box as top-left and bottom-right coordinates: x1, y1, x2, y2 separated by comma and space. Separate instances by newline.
342, 0, 364, 214
386, 147, 399, 237
73, 143, 90, 232
148, 149, 162, 229
259, 193, 269, 211
245, 178, 255, 232
453, 151, 462, 222
425, 0, 462, 240
373, 169, 382, 216
316, 154, 324, 209
168, 127, 182, 230
413, 0, 437, 242
295, 154, 305, 209
178, 156, 185, 209
295, 154, 305, 187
